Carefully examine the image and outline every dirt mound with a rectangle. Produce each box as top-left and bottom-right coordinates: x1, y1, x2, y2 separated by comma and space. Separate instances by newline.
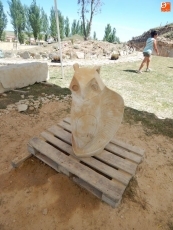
130, 23, 173, 42
128, 23, 173, 57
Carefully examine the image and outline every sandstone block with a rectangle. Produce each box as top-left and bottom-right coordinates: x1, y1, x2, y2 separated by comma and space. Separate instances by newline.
4, 52, 14, 58
34, 53, 41, 59
110, 52, 119, 60
0, 62, 49, 93
20, 51, 30, 59
17, 104, 28, 112
76, 51, 85, 59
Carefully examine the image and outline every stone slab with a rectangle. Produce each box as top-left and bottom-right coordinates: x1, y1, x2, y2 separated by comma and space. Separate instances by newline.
0, 62, 49, 93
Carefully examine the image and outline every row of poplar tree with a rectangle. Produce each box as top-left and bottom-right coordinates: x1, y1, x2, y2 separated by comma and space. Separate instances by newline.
0, 0, 120, 44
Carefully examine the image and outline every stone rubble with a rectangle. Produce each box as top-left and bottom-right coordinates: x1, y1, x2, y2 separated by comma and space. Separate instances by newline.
1, 39, 137, 62
17, 104, 28, 112
0, 94, 71, 115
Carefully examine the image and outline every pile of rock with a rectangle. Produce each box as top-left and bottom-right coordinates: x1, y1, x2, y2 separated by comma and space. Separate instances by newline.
0, 94, 71, 116
1, 39, 136, 62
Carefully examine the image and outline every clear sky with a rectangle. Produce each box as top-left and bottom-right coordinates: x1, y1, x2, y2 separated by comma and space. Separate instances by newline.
2, 0, 173, 42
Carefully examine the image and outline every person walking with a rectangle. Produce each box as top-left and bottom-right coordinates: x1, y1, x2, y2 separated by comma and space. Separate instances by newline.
137, 30, 159, 73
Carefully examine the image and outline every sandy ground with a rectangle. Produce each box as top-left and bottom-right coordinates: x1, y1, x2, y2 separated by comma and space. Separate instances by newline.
0, 99, 173, 230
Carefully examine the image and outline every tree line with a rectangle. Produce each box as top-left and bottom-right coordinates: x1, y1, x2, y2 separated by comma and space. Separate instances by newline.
0, 0, 120, 44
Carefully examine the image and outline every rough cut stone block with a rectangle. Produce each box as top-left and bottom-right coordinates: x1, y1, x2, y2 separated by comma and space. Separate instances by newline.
75, 51, 85, 59
4, 52, 14, 58
20, 51, 30, 59
0, 62, 49, 93
34, 54, 41, 59
17, 104, 28, 112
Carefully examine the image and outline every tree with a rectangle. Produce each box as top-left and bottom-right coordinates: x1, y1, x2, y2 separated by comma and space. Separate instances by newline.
64, 17, 70, 37
71, 19, 85, 36
78, 0, 103, 40
24, 5, 33, 42
58, 10, 65, 39
8, 0, 25, 43
93, 31, 97, 40
50, 7, 56, 39
18, 32, 25, 44
110, 27, 120, 43
110, 28, 116, 42
76, 20, 80, 34
103, 24, 120, 43
79, 21, 84, 35
1, 31, 6, 41
116, 36, 120, 43
86, 20, 90, 36
103, 23, 111, 41
71, 19, 77, 35
28, 0, 41, 41
0, 0, 8, 40
50, 7, 64, 40
41, 8, 49, 41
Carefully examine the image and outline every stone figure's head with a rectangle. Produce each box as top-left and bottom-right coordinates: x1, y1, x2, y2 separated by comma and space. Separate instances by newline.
69, 63, 105, 101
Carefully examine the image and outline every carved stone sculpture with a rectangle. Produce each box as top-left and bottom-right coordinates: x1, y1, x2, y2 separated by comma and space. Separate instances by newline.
69, 63, 124, 157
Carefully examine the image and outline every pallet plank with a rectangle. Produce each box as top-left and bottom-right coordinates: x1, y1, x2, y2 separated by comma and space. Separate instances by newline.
81, 157, 131, 185
42, 131, 73, 154
41, 131, 131, 185
73, 177, 102, 199
57, 121, 143, 163
29, 150, 71, 176
31, 151, 60, 173
110, 139, 145, 156
58, 120, 71, 131
47, 125, 137, 175
61, 118, 145, 156
63, 117, 71, 124
96, 151, 137, 175
102, 194, 117, 208
105, 143, 142, 163
48, 125, 71, 144
28, 137, 125, 201
11, 152, 31, 168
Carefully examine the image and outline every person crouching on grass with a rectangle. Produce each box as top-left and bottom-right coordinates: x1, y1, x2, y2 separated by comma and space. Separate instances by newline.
137, 30, 159, 73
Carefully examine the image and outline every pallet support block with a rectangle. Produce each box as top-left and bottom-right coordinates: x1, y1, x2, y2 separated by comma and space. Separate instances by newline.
25, 117, 144, 208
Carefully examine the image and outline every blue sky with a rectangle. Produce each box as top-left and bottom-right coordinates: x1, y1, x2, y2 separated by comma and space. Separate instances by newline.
2, 0, 173, 42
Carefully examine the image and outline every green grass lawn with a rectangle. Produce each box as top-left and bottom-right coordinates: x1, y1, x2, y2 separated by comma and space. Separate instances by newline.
49, 56, 173, 119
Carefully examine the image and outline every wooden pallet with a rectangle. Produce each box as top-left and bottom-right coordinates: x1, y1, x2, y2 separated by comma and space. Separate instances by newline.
26, 117, 144, 208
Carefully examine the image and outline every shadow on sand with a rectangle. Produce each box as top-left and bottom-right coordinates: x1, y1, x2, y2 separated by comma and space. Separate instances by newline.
124, 107, 173, 138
